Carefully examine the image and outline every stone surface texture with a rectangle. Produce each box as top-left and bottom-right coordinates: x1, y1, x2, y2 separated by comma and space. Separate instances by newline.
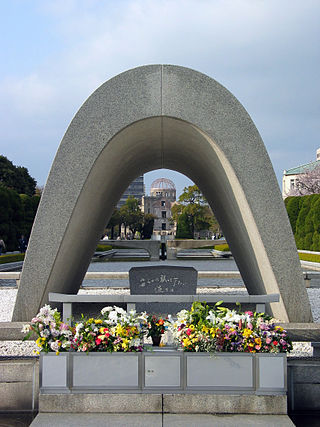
129, 265, 197, 313
0, 357, 38, 411
163, 393, 287, 415
30, 413, 294, 427
39, 393, 162, 413
12, 65, 311, 322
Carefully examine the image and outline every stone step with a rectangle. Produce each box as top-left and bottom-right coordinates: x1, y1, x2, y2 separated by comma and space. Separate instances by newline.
30, 413, 295, 426
38, 393, 287, 415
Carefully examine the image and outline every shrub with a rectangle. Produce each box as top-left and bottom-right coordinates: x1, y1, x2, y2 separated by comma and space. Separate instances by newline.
96, 244, 112, 252
0, 253, 25, 264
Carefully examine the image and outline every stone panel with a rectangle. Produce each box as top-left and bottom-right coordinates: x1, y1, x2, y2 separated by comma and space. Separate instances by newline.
129, 265, 197, 314
163, 393, 287, 415
39, 393, 162, 413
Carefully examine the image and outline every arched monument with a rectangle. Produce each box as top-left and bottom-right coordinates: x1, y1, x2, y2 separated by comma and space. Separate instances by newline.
12, 65, 312, 323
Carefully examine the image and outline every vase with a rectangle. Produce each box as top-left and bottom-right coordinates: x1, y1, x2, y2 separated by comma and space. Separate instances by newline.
151, 335, 161, 346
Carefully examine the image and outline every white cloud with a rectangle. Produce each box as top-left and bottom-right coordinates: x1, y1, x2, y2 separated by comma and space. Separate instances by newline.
0, 0, 319, 186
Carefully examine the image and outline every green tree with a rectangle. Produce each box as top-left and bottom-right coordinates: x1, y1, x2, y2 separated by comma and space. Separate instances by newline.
106, 209, 121, 239
173, 185, 215, 238
140, 213, 155, 239
176, 211, 193, 239
285, 196, 302, 234
0, 155, 36, 196
119, 197, 144, 238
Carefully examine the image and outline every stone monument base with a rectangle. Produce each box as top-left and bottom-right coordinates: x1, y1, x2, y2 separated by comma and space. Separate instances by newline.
38, 393, 287, 415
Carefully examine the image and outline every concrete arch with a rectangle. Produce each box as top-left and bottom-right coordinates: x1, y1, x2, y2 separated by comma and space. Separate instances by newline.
13, 65, 312, 322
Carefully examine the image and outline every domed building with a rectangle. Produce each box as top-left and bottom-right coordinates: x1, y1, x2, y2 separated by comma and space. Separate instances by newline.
142, 178, 176, 235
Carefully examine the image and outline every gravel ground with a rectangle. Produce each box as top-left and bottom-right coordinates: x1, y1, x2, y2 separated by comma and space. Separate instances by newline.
0, 287, 318, 357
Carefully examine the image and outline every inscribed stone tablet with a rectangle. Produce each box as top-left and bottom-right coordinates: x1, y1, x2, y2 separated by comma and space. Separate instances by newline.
129, 265, 197, 314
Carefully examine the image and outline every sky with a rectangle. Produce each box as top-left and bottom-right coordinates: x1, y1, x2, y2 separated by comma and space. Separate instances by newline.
0, 0, 319, 198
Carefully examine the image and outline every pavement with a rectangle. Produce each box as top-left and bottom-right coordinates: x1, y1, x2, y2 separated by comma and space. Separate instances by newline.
30, 413, 295, 427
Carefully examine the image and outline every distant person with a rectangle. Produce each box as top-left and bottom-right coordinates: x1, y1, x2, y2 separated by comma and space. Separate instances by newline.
18, 235, 27, 253
0, 237, 6, 255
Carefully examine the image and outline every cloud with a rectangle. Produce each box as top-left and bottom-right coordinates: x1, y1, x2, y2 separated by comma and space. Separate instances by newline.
0, 0, 319, 188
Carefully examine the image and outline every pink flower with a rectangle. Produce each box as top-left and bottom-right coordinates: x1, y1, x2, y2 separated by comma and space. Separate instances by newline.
186, 329, 192, 336
60, 323, 69, 331
95, 338, 102, 345
266, 337, 272, 344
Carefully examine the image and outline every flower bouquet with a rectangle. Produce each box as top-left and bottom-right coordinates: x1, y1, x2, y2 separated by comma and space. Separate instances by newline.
167, 301, 292, 353
146, 314, 167, 346
72, 306, 148, 352
22, 304, 73, 355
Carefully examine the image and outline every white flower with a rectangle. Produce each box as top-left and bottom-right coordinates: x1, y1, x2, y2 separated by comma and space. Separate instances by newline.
101, 306, 113, 315
131, 338, 141, 347
206, 311, 217, 325
21, 324, 31, 333
75, 323, 83, 332
50, 341, 60, 352
108, 311, 119, 323
222, 310, 241, 323
115, 307, 126, 315
40, 329, 50, 338
51, 329, 60, 337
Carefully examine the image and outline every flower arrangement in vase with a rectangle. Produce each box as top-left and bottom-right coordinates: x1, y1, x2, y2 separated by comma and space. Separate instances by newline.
146, 314, 167, 346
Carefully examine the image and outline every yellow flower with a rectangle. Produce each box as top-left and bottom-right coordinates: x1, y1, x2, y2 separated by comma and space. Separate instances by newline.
210, 328, 216, 337
255, 337, 262, 346
121, 338, 129, 349
202, 325, 209, 333
36, 337, 42, 348
183, 338, 191, 347
88, 318, 94, 323
116, 324, 124, 335
243, 328, 252, 338
189, 324, 195, 331
56, 351, 60, 356
95, 319, 103, 324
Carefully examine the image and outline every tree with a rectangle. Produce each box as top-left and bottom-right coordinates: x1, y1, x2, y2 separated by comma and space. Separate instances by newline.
140, 213, 155, 239
172, 185, 216, 238
119, 197, 144, 238
106, 209, 121, 239
284, 196, 302, 234
286, 165, 320, 197
0, 155, 36, 196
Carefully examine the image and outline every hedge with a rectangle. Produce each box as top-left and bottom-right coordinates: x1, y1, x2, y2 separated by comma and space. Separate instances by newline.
0, 253, 25, 264
285, 194, 320, 251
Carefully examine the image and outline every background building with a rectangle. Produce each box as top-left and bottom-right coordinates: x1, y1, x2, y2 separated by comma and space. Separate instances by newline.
142, 178, 176, 235
282, 148, 320, 197
117, 175, 144, 208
